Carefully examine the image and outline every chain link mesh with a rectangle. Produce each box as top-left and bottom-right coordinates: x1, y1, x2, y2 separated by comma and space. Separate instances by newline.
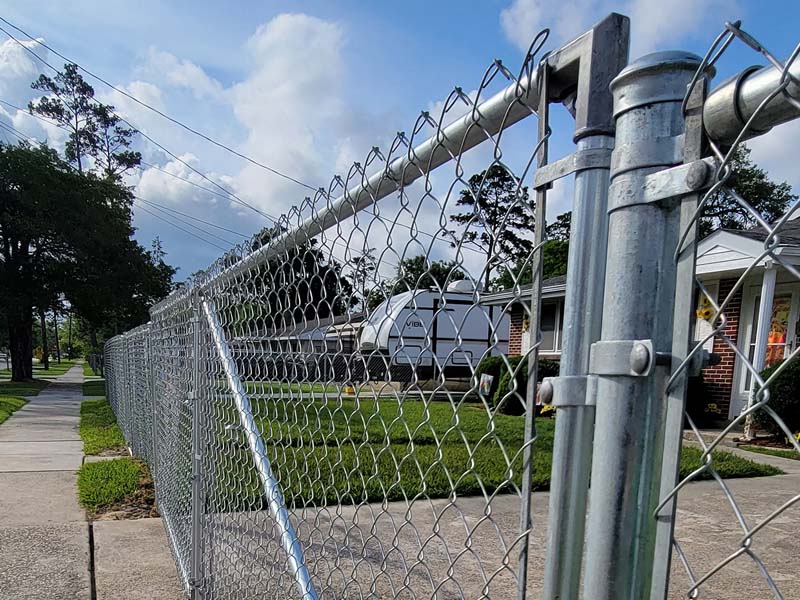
662, 22, 800, 600
105, 31, 553, 600
99, 15, 800, 600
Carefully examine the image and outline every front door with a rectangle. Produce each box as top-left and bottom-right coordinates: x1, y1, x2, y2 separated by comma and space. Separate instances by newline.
733, 282, 800, 415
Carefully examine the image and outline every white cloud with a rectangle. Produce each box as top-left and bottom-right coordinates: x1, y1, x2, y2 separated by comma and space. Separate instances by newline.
0, 38, 50, 106
228, 13, 347, 213
500, 0, 734, 59
141, 49, 224, 101
136, 153, 231, 208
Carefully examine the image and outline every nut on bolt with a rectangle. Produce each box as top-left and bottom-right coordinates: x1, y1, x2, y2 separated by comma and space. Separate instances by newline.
630, 342, 651, 375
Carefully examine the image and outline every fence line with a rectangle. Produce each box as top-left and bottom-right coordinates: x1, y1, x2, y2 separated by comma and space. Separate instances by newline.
104, 12, 800, 600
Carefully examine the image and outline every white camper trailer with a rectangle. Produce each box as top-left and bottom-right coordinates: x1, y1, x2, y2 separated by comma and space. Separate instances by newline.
359, 280, 509, 379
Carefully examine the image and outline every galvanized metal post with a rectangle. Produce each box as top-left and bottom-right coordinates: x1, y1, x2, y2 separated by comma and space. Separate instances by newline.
516, 62, 549, 600
649, 71, 709, 600
581, 52, 702, 600
189, 296, 204, 599
541, 134, 614, 600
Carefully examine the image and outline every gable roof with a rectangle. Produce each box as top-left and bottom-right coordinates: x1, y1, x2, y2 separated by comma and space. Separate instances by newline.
481, 275, 567, 305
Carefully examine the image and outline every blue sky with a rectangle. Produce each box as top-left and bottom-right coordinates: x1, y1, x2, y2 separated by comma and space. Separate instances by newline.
0, 0, 798, 280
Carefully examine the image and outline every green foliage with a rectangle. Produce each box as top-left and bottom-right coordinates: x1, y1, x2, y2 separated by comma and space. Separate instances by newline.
699, 145, 796, 238
82, 379, 106, 396
29, 63, 141, 178
493, 356, 560, 415
754, 359, 800, 435
82, 361, 96, 378
0, 379, 49, 396
679, 446, 781, 479
368, 255, 467, 309
493, 240, 569, 291
79, 398, 125, 455
449, 165, 533, 288
77, 458, 144, 510
0, 395, 26, 425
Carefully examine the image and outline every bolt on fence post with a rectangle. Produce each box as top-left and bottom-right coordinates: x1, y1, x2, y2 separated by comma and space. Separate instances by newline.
580, 52, 703, 600
189, 295, 205, 599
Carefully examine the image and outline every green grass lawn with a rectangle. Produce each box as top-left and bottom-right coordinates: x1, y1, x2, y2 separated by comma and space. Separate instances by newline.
0, 396, 27, 425
80, 398, 126, 455
245, 381, 341, 395
0, 379, 50, 396
77, 458, 147, 511
205, 397, 781, 509
82, 379, 106, 396
740, 445, 800, 461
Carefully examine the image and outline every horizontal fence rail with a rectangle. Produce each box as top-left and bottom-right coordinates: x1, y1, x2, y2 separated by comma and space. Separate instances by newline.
103, 12, 800, 600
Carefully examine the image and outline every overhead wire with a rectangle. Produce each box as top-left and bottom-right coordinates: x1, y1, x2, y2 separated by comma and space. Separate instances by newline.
0, 24, 279, 224
0, 118, 233, 251
0, 29, 487, 268
0, 15, 319, 194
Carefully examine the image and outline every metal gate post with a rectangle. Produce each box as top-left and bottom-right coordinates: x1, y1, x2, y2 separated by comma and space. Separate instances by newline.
189, 295, 205, 599
580, 52, 703, 600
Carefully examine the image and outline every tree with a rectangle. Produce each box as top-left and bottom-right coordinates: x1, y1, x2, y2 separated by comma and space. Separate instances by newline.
450, 165, 534, 290
494, 211, 572, 291
700, 145, 796, 238
92, 104, 141, 180
365, 255, 467, 310
0, 141, 152, 380
30, 63, 140, 179
29, 64, 98, 173
346, 248, 377, 312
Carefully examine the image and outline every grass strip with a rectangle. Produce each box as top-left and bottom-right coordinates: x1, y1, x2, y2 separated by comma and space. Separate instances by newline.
740, 445, 800, 461
0, 395, 27, 425
0, 379, 49, 396
77, 458, 144, 511
80, 398, 126, 455
82, 379, 106, 396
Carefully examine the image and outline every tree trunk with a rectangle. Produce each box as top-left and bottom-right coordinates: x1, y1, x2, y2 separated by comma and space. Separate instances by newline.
68, 313, 73, 359
52, 312, 61, 363
39, 308, 49, 370
8, 306, 33, 381
89, 325, 99, 352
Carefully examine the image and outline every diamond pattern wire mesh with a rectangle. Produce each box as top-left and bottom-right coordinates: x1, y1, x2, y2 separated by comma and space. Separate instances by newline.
663, 22, 800, 600
105, 33, 552, 600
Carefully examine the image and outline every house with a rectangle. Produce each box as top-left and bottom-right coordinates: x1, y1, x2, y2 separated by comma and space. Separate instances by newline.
482, 222, 800, 420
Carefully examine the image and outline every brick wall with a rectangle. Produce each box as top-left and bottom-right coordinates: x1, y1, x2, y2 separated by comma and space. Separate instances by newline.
702, 278, 743, 416
509, 306, 523, 356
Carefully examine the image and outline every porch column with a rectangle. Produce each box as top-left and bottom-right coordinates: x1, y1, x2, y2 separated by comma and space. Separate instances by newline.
743, 263, 777, 438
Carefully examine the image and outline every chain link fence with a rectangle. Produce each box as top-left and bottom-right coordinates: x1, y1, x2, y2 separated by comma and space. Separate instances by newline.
103, 12, 799, 600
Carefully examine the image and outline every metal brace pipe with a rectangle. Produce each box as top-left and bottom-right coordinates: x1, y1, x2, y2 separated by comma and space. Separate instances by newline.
201, 299, 318, 600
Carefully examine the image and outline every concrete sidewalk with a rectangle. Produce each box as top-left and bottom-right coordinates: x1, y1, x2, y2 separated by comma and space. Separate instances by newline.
0, 363, 91, 599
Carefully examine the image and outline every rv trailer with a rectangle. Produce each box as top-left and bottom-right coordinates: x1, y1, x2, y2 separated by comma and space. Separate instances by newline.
359, 280, 509, 380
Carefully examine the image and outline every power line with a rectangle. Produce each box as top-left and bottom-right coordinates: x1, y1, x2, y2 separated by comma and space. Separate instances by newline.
0, 26, 279, 224
0, 118, 231, 251
133, 202, 228, 252
136, 195, 249, 238
0, 15, 319, 194
0, 99, 266, 218
135, 196, 241, 244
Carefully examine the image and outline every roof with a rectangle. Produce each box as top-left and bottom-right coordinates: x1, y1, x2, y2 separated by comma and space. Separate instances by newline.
481, 274, 567, 306
722, 220, 800, 245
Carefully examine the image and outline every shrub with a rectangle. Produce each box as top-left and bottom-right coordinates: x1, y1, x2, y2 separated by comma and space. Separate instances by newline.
492, 356, 559, 416
754, 359, 800, 436
474, 355, 509, 400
